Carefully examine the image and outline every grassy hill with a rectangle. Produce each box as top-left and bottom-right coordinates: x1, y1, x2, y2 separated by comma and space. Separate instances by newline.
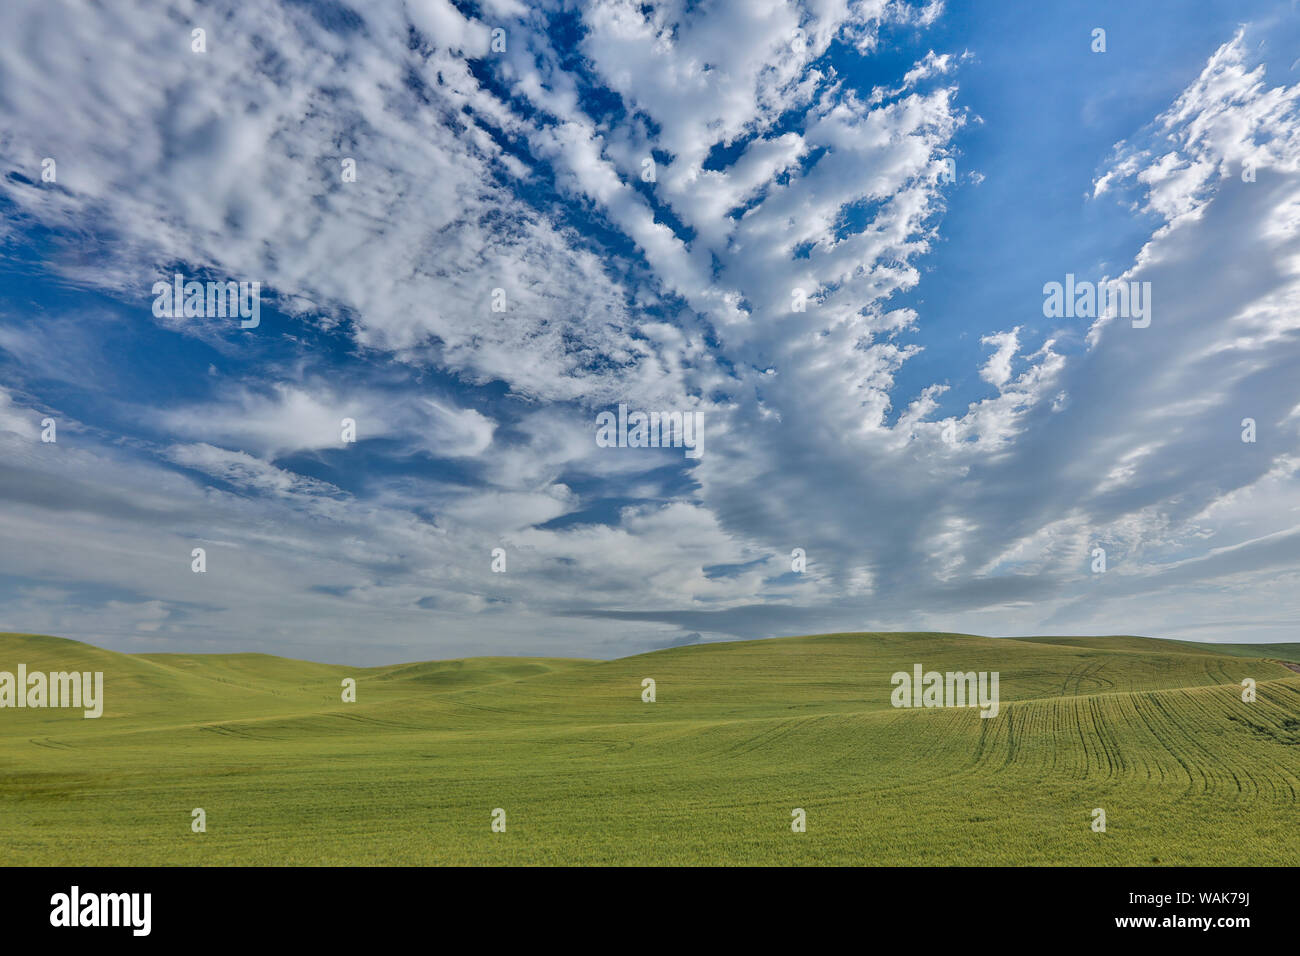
0, 630, 1296, 865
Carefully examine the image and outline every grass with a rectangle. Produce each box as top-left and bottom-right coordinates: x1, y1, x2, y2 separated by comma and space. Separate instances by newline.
0, 630, 1297, 865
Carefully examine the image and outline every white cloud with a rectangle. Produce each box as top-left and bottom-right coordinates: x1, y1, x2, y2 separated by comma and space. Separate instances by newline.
157, 385, 495, 459
3, 9, 1300, 659
0, 387, 40, 440
979, 328, 1019, 387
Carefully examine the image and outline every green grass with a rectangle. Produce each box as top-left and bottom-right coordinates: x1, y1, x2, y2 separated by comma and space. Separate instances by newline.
1, 630, 1297, 865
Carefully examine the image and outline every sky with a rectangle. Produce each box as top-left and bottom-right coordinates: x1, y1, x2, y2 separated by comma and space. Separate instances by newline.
3, 0, 1300, 664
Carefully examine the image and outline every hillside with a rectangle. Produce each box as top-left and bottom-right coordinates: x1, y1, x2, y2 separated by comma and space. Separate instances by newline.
0, 631, 1296, 865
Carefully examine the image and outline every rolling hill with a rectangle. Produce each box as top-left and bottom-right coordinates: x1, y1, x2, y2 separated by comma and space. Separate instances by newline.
0, 630, 1296, 865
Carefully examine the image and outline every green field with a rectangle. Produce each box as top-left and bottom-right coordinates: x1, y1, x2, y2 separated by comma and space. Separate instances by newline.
1, 630, 1297, 865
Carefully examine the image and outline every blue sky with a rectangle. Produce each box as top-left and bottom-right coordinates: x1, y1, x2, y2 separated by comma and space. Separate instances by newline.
3, 0, 1300, 664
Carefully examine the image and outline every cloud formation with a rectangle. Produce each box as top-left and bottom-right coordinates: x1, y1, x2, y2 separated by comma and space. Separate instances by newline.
1, 5, 1299, 660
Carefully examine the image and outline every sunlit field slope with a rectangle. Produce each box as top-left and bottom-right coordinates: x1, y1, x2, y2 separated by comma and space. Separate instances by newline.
1, 631, 1296, 865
